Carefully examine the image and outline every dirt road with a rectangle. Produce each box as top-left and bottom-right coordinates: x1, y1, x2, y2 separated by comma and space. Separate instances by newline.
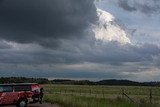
1, 103, 60, 107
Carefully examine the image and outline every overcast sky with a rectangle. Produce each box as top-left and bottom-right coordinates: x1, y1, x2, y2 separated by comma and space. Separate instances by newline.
0, 0, 160, 81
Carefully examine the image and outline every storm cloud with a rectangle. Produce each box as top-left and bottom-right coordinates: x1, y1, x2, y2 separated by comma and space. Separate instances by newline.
0, 40, 11, 49
118, 0, 160, 15
0, 40, 160, 66
0, 0, 160, 81
0, 0, 97, 45
0, 40, 160, 81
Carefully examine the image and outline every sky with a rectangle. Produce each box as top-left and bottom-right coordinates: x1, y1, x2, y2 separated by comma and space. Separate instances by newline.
0, 0, 160, 81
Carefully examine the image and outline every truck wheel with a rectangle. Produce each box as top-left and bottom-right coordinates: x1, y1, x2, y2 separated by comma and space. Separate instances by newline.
16, 99, 27, 107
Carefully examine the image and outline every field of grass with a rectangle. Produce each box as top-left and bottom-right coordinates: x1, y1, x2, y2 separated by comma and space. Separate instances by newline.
43, 84, 160, 107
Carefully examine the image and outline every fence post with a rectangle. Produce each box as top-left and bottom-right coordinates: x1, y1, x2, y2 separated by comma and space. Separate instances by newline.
102, 89, 104, 98
122, 89, 124, 99
149, 88, 152, 105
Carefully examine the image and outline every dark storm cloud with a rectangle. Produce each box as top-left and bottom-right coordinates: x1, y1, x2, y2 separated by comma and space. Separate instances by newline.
0, 0, 97, 45
0, 40, 160, 66
118, 0, 160, 15
85, 42, 160, 65
0, 39, 160, 80
118, 0, 137, 12
0, 40, 11, 49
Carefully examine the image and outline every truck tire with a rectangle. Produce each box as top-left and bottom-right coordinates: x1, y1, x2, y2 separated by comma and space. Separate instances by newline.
16, 99, 27, 107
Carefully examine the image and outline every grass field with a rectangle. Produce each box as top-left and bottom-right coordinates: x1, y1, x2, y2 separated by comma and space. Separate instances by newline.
43, 84, 160, 107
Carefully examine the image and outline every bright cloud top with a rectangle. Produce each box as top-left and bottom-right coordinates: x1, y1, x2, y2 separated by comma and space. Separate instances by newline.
94, 9, 131, 44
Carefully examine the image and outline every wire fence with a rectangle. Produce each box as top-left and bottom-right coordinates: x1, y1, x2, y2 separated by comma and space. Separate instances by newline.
44, 85, 160, 107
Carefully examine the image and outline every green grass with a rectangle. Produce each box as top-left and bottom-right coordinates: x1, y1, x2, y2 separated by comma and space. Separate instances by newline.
44, 94, 138, 107
43, 84, 160, 107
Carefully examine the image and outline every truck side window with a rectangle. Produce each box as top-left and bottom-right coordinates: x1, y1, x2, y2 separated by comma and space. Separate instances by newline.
0, 87, 3, 92
0, 86, 13, 92
14, 85, 31, 92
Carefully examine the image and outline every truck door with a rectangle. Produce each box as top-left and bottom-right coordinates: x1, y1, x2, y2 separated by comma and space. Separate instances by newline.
0, 85, 17, 105
0, 87, 3, 105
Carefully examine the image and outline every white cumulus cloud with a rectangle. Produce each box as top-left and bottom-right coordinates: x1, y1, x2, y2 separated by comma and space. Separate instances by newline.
93, 8, 131, 44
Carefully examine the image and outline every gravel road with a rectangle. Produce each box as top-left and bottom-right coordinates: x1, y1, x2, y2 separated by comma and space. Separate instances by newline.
1, 103, 60, 107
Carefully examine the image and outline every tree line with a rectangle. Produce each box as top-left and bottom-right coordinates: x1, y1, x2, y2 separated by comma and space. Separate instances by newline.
0, 77, 160, 86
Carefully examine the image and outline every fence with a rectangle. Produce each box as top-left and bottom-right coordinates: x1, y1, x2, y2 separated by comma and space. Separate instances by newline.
44, 85, 160, 107
122, 89, 155, 107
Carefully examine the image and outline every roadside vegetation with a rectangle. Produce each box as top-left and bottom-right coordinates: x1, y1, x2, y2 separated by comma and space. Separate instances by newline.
44, 94, 137, 107
43, 85, 160, 107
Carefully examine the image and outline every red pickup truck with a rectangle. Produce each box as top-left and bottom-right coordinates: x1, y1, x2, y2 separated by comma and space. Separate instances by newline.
0, 83, 42, 107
